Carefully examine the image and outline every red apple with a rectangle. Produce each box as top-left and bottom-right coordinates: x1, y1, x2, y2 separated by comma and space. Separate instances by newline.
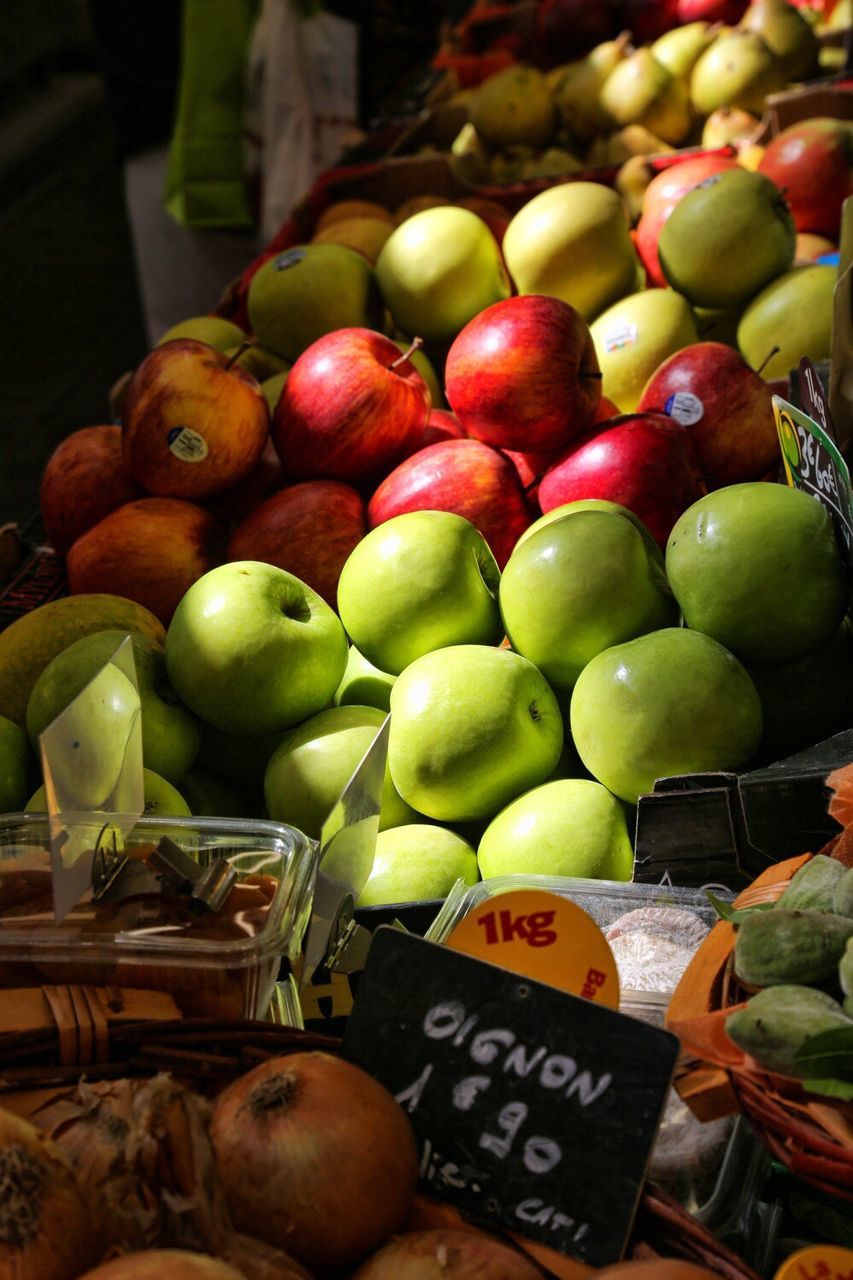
206, 435, 286, 525
227, 481, 366, 608
758, 119, 853, 238
676, 0, 747, 20
638, 341, 780, 488
273, 328, 431, 484
538, 414, 706, 548
636, 154, 739, 288
122, 339, 269, 500
419, 410, 468, 449
368, 439, 532, 568
66, 498, 220, 624
40, 425, 143, 556
454, 197, 512, 247
503, 447, 562, 491
445, 296, 602, 454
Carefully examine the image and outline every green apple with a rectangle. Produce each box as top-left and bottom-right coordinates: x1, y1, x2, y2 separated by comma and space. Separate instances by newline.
334, 646, 396, 712
591, 288, 698, 412
264, 704, 417, 840
165, 562, 348, 735
27, 766, 191, 817
658, 168, 796, 309
180, 767, 251, 818
389, 644, 564, 822
261, 371, 288, 414
502, 182, 638, 321
247, 244, 382, 363
516, 499, 663, 563
570, 628, 763, 804
666, 484, 848, 665
156, 315, 247, 350
358, 824, 479, 907
478, 778, 634, 881
27, 629, 200, 784
375, 207, 511, 343
337, 512, 502, 676
737, 265, 835, 381
0, 714, 28, 812
500, 510, 677, 691
748, 623, 853, 765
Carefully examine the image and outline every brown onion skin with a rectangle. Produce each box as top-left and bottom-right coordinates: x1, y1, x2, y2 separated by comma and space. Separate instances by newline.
351, 1229, 545, 1279
596, 1263, 722, 1280
210, 1052, 418, 1277
75, 1250, 248, 1280
0, 1107, 100, 1280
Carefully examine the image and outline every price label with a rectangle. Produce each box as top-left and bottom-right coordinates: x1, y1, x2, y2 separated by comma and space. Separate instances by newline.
773, 393, 853, 568
774, 1245, 853, 1280
445, 890, 619, 1009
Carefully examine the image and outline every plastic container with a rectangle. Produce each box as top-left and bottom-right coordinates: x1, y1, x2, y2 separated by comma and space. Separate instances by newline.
0, 813, 317, 1020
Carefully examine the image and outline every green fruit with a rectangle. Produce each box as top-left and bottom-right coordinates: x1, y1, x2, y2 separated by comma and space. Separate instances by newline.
726, 985, 850, 1076
469, 65, 557, 149
833, 868, 853, 919
570, 628, 762, 805
740, 0, 820, 80
499, 510, 676, 691
222, 345, 289, 382
180, 767, 250, 818
652, 21, 718, 82
27, 630, 200, 785
737, 265, 836, 381
478, 778, 634, 881
555, 57, 611, 144
0, 715, 28, 813
516, 500, 662, 564
334, 646, 396, 712
778, 854, 846, 913
26, 766, 191, 818
749, 624, 853, 763
734, 908, 853, 986
591, 287, 698, 412
690, 30, 786, 116
599, 48, 693, 145
389, 645, 564, 823
157, 315, 247, 351
358, 825, 479, 907
692, 304, 742, 348
197, 724, 288, 790
261, 371, 288, 414
666, 484, 847, 666
659, 168, 795, 309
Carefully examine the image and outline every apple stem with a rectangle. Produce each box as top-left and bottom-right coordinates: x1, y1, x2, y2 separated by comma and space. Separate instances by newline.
756, 346, 781, 377
224, 340, 254, 371
390, 336, 424, 370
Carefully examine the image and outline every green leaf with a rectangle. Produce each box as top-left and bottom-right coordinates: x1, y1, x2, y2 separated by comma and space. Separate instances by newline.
794, 1025, 853, 1080
801, 1076, 853, 1101
705, 891, 777, 925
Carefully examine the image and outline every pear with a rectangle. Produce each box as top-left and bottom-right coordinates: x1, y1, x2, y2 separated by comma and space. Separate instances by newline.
615, 156, 656, 223
658, 167, 796, 308
652, 22, 718, 82
521, 147, 583, 179
822, 0, 852, 30
737, 263, 836, 379
599, 49, 693, 146
449, 122, 491, 184
554, 33, 632, 144
470, 65, 557, 149
597, 125, 675, 165
588, 32, 634, 80
739, 0, 820, 81
702, 106, 761, 148
690, 30, 787, 116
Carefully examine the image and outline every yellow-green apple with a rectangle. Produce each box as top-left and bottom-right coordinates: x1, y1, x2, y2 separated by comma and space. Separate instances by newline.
40, 425, 143, 557
376, 206, 511, 343
27, 629, 200, 784
180, 766, 251, 818
122, 340, 269, 500
264, 704, 417, 841
337, 511, 502, 676
639, 341, 778, 485
367, 439, 532, 567
795, 233, 837, 264
598, 48, 692, 145
206, 436, 286, 526
227, 481, 366, 608
66, 498, 221, 625
358, 824, 479, 907
272, 328, 430, 485
591, 288, 698, 413
689, 30, 786, 116
538, 413, 706, 548
26, 766, 192, 817
247, 243, 383, 362
477, 778, 634, 879
165, 561, 348, 735
334, 646, 396, 712
516, 498, 663, 563
0, 714, 28, 812
666, 483, 848, 665
571, 627, 763, 803
389, 644, 564, 822
758, 119, 853, 237
659, 169, 796, 308
157, 315, 247, 350
499, 509, 677, 691
747, 622, 853, 764
444, 295, 602, 453
503, 182, 638, 320
736, 263, 836, 380
635, 154, 739, 288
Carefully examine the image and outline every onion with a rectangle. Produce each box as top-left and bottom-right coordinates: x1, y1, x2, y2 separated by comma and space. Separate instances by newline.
0, 1105, 99, 1280
210, 1052, 418, 1276
352, 1229, 545, 1279
76, 1250, 248, 1279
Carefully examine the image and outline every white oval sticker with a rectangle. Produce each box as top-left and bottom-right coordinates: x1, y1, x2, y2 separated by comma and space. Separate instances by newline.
664, 391, 704, 426
603, 323, 638, 354
167, 426, 208, 462
274, 248, 307, 271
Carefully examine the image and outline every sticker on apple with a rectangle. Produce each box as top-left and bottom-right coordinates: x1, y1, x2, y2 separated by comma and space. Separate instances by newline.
274, 248, 307, 271
603, 323, 638, 354
664, 391, 704, 426
167, 426, 208, 462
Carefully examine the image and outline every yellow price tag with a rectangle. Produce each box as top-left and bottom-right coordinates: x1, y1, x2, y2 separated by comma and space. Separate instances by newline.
774, 1245, 853, 1280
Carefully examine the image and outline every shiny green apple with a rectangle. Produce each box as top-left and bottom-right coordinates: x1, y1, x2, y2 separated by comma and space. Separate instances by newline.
0, 714, 28, 813
358, 824, 479, 906
334, 646, 396, 712
515, 499, 663, 563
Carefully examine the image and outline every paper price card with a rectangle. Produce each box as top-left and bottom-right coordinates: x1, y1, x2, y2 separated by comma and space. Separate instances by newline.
444, 890, 620, 1010
343, 928, 679, 1267
774, 393, 853, 568
774, 1245, 853, 1280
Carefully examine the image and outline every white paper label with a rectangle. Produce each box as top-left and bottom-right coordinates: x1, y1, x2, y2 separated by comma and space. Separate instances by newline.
167, 426, 208, 462
665, 391, 704, 426
603, 323, 638, 354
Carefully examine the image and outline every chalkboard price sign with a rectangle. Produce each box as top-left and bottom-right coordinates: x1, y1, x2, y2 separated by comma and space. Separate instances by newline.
342, 928, 679, 1267
773, 393, 853, 568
